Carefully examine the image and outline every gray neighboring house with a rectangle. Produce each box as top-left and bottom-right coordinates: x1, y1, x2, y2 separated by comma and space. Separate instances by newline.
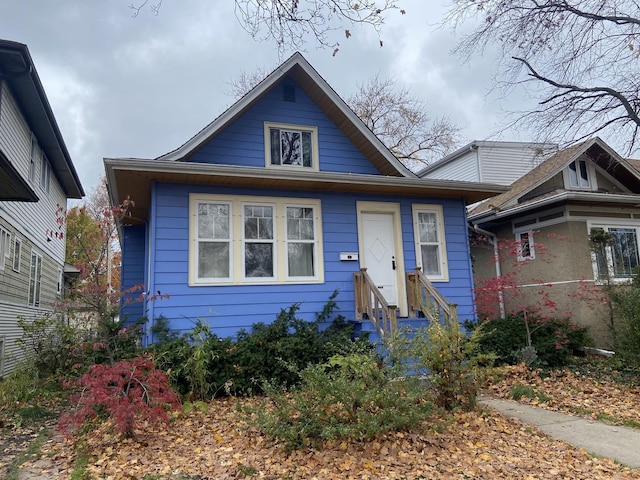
419, 140, 557, 186
0, 40, 84, 376
467, 138, 640, 348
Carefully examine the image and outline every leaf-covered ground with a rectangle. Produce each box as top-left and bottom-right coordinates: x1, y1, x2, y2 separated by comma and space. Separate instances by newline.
17, 357, 640, 479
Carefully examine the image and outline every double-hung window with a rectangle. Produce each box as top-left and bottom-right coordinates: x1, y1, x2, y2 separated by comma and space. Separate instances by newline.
29, 250, 42, 307
286, 206, 316, 278
196, 202, 231, 281
12, 237, 21, 272
591, 225, 640, 281
243, 204, 275, 279
0, 228, 10, 271
265, 122, 318, 170
40, 154, 51, 194
412, 205, 448, 281
191, 194, 322, 285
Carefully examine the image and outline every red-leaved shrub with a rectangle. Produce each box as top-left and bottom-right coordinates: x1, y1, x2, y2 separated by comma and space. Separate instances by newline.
59, 355, 180, 438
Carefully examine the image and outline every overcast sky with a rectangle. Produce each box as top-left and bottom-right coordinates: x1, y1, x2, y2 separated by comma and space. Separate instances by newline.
0, 1, 535, 198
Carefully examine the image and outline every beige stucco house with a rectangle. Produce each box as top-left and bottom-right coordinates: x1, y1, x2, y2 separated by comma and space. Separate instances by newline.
467, 137, 640, 348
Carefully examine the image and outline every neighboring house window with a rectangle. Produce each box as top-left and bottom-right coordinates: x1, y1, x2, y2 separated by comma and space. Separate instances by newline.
29, 250, 43, 307
412, 205, 448, 281
40, 154, 51, 193
190, 194, 323, 285
0, 228, 10, 271
29, 136, 38, 183
517, 231, 535, 261
567, 158, 591, 189
56, 268, 63, 295
591, 226, 640, 280
12, 236, 21, 272
265, 122, 319, 170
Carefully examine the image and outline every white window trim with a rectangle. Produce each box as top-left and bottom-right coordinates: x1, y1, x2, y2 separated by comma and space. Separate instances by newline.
411, 204, 449, 282
12, 236, 21, 272
562, 158, 598, 191
0, 227, 10, 271
588, 220, 640, 284
189, 194, 324, 286
284, 203, 320, 281
29, 249, 43, 307
264, 122, 319, 171
241, 202, 277, 282
516, 230, 536, 261
29, 135, 38, 183
40, 154, 51, 194
56, 267, 63, 295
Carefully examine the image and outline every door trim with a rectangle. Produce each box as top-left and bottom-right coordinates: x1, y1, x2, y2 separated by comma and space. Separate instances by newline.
356, 201, 408, 317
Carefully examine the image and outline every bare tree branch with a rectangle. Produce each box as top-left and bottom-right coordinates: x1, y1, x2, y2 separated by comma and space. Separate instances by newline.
448, 0, 640, 154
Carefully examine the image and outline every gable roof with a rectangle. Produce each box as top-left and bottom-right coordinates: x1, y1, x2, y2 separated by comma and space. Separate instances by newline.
0, 39, 84, 199
157, 52, 413, 178
468, 137, 640, 223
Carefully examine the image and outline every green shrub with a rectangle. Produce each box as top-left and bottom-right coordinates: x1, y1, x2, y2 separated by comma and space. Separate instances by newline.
150, 291, 371, 398
465, 314, 592, 368
16, 313, 90, 377
245, 351, 432, 450
405, 318, 492, 411
610, 274, 640, 369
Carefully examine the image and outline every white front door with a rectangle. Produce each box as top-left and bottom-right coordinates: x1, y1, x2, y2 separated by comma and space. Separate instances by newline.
360, 212, 398, 306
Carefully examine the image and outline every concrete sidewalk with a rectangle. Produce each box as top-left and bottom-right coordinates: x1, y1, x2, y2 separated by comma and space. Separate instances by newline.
480, 396, 640, 469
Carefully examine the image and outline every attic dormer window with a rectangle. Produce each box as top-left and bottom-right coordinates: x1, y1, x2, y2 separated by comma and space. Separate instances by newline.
568, 158, 591, 189
265, 122, 319, 170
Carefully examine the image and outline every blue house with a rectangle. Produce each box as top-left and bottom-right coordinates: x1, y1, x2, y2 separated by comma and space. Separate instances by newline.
104, 53, 505, 344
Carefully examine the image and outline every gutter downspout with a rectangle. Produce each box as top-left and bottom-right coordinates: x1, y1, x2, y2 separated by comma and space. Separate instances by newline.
473, 224, 505, 319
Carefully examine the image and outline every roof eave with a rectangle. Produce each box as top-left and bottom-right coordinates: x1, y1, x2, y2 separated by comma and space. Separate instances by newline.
0, 40, 84, 198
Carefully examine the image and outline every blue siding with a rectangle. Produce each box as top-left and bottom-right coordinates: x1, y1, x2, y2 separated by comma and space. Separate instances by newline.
140, 182, 476, 341
188, 76, 381, 175
120, 225, 146, 325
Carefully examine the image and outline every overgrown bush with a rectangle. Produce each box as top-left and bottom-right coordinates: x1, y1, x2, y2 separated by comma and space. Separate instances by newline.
610, 272, 640, 369
16, 313, 90, 377
151, 291, 371, 398
245, 350, 432, 450
59, 355, 180, 438
394, 318, 492, 411
465, 314, 592, 368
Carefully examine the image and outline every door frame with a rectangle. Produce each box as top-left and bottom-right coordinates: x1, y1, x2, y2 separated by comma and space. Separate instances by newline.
356, 201, 408, 317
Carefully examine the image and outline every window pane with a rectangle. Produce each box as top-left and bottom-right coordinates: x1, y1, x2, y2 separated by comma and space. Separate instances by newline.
245, 243, 273, 277
568, 161, 579, 187
270, 129, 281, 165
418, 212, 438, 243
610, 228, 639, 277
578, 160, 589, 187
281, 130, 301, 165
301, 131, 312, 167
198, 242, 229, 278
288, 243, 314, 277
421, 245, 441, 276
519, 232, 532, 259
198, 203, 229, 239
244, 206, 273, 239
287, 207, 314, 240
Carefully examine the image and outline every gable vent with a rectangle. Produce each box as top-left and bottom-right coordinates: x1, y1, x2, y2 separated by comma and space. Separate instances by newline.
283, 84, 296, 102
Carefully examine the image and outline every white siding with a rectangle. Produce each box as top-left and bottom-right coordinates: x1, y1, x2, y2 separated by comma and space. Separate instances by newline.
0, 80, 70, 376
422, 150, 479, 182
480, 145, 549, 185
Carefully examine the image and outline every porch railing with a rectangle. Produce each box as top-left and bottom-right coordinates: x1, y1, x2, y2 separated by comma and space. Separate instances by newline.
407, 267, 458, 325
353, 268, 398, 337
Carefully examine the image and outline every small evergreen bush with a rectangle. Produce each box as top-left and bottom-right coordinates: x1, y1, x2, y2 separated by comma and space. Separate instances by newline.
245, 350, 432, 450
465, 314, 592, 368
610, 271, 640, 369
